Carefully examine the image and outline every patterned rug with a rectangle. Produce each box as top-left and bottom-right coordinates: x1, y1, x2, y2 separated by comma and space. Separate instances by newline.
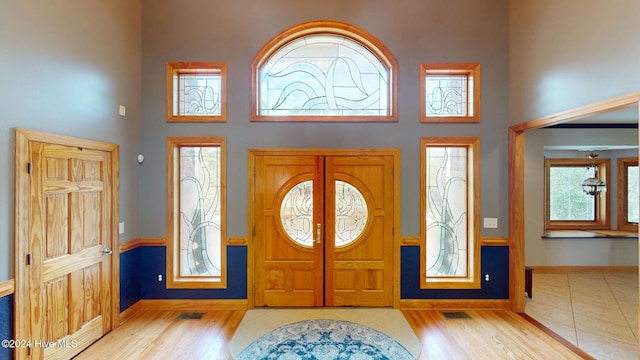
236, 319, 415, 359
229, 308, 422, 358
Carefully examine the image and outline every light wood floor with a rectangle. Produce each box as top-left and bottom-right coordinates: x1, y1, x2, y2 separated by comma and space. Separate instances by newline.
74, 308, 592, 359
525, 271, 638, 359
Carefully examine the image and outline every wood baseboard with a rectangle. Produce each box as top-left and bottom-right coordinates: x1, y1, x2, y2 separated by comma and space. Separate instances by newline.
0, 279, 14, 297
400, 299, 510, 310
139, 299, 248, 311
118, 299, 248, 324
119, 301, 142, 324
529, 266, 638, 273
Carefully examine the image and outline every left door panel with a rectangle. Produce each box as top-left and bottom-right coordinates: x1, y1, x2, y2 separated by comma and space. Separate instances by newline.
254, 155, 324, 307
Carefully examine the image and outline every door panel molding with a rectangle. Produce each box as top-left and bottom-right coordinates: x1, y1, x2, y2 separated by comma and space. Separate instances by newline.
14, 128, 119, 359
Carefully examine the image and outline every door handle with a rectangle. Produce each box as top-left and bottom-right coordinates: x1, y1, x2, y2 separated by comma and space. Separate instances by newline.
316, 224, 321, 244
102, 248, 113, 255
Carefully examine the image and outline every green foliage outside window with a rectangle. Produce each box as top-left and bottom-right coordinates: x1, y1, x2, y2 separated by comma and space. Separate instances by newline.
549, 166, 595, 221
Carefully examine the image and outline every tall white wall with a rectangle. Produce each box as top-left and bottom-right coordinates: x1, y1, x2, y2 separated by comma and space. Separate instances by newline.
510, 0, 640, 123
0, 1, 142, 281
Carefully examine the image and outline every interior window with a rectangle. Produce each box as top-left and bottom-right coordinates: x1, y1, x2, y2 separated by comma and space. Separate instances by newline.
545, 158, 610, 230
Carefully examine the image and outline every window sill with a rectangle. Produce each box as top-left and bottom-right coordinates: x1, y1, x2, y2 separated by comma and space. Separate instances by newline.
542, 230, 638, 239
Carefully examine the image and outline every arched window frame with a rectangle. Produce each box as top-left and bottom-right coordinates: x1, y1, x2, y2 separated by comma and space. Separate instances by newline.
251, 20, 398, 122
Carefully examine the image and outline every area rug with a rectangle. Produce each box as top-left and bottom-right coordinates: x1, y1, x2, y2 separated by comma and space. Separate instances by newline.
229, 308, 421, 359
236, 319, 415, 359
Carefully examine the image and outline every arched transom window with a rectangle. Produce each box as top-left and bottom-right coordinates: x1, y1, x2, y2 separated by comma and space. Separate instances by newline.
251, 21, 398, 122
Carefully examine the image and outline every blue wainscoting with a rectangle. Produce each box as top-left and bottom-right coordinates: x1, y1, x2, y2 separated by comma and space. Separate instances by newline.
120, 247, 141, 312
0, 293, 14, 360
401, 246, 509, 299
120, 245, 247, 311
120, 244, 504, 310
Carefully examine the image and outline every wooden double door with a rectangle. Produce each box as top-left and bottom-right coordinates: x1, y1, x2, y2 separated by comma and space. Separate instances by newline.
252, 150, 396, 307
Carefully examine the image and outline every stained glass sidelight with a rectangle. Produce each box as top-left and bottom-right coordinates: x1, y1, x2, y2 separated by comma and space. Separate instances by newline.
259, 34, 390, 117
174, 73, 222, 116
425, 147, 468, 277
179, 146, 221, 277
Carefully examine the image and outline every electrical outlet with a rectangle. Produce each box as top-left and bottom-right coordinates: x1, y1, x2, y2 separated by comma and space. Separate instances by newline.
484, 273, 490, 282
158, 274, 163, 282
483, 217, 498, 229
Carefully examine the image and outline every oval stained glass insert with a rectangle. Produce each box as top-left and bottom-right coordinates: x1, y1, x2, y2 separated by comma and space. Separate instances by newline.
335, 180, 368, 247
280, 180, 314, 247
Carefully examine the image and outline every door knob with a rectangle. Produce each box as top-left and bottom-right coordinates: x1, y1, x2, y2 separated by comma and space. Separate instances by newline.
316, 224, 322, 244
102, 248, 113, 255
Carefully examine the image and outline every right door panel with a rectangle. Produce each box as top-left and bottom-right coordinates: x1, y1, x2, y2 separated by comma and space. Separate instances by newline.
325, 154, 395, 306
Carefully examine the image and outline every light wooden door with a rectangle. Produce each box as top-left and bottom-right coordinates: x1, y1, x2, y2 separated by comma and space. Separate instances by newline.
20, 139, 114, 359
324, 155, 394, 306
253, 151, 395, 307
254, 155, 324, 306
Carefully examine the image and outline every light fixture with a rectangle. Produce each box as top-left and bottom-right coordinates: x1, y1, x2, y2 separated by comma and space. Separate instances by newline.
581, 153, 606, 196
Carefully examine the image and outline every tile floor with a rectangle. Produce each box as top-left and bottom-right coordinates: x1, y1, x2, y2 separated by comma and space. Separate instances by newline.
525, 271, 638, 359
